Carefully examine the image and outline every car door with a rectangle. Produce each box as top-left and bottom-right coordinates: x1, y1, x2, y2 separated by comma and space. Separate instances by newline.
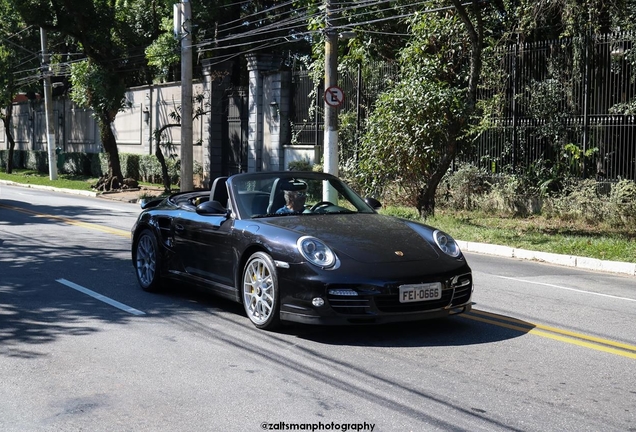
172, 211, 235, 291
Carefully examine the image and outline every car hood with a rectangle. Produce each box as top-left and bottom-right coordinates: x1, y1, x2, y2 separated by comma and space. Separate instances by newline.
261, 214, 442, 263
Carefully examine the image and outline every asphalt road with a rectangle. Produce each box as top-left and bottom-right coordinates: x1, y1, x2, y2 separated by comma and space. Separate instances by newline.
1, 183, 635, 432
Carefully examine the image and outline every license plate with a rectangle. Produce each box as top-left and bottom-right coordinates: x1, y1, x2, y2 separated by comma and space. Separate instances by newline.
399, 283, 443, 303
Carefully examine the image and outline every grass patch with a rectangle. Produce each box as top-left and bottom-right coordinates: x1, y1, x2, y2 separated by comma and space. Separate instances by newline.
0, 169, 174, 193
380, 208, 636, 264
0, 169, 99, 192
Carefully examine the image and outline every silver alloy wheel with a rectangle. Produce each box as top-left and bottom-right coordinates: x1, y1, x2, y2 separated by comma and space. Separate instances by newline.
136, 232, 157, 289
243, 253, 277, 327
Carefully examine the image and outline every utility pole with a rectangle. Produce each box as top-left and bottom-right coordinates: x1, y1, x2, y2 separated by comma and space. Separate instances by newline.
176, 0, 193, 191
323, 0, 338, 202
40, 28, 57, 180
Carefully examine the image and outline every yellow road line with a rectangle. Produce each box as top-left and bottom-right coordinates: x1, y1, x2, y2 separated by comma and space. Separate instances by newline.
464, 309, 636, 360
0, 203, 130, 238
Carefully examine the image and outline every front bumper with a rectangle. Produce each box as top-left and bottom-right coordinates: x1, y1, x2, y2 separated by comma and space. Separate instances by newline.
281, 303, 472, 325
277, 263, 473, 325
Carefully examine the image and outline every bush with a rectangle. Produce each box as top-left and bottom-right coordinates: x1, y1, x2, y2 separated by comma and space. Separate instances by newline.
608, 179, 636, 225
1, 150, 183, 186
0, 149, 24, 169
287, 159, 313, 171
544, 179, 605, 223
58, 152, 93, 176
25, 151, 48, 172
485, 175, 542, 216
437, 164, 492, 211
121, 153, 140, 179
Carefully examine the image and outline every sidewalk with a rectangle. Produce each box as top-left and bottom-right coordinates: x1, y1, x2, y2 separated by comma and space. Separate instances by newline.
0, 180, 163, 203
2, 180, 635, 277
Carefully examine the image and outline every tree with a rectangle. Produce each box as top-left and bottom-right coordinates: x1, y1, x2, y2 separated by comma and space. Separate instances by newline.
357, 0, 485, 217
10, 0, 168, 189
0, 2, 40, 173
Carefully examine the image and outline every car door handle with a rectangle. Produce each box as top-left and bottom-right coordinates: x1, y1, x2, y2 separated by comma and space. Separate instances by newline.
174, 223, 185, 232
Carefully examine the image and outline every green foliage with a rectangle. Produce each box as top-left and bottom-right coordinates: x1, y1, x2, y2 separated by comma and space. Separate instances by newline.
56, 153, 93, 176
24, 151, 49, 172
0, 149, 192, 187
378, 205, 420, 221
145, 17, 180, 83
438, 164, 492, 211
138, 154, 182, 185
0, 150, 22, 168
436, 163, 635, 230
357, 67, 467, 205
353, 3, 484, 216
521, 143, 599, 195
70, 60, 127, 117
486, 175, 543, 216
608, 179, 636, 225
543, 179, 605, 223
120, 154, 141, 179
287, 159, 313, 172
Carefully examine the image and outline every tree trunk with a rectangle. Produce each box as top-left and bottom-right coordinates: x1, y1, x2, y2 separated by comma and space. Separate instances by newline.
155, 136, 172, 193
93, 110, 124, 191
3, 104, 15, 174
154, 123, 181, 193
417, 138, 458, 218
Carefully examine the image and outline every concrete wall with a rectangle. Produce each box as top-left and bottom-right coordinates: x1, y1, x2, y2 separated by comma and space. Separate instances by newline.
1, 58, 315, 179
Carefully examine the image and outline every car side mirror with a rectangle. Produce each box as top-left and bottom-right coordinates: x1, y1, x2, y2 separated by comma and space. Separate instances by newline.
365, 197, 382, 210
196, 200, 229, 216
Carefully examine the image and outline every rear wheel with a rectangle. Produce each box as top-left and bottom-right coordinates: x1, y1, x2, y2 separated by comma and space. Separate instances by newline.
242, 252, 280, 330
135, 229, 163, 292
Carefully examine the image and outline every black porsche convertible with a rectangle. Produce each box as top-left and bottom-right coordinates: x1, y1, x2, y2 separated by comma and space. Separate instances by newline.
131, 171, 473, 330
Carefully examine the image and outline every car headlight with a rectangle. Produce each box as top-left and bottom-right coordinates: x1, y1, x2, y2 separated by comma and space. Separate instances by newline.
433, 230, 461, 258
297, 236, 337, 268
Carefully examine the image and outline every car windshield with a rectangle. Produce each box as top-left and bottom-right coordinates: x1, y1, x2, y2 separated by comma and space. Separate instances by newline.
229, 172, 376, 219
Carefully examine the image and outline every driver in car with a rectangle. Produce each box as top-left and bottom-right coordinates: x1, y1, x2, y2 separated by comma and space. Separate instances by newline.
276, 190, 307, 214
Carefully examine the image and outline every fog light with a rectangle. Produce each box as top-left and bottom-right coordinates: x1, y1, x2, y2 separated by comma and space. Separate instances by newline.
328, 289, 358, 296
312, 297, 325, 307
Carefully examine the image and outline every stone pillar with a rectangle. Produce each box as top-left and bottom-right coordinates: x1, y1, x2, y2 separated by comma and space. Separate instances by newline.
246, 54, 292, 173
262, 70, 292, 171
202, 59, 234, 184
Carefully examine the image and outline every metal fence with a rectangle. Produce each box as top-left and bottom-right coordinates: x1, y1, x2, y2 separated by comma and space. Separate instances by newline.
291, 32, 636, 181
291, 62, 399, 162
468, 32, 636, 181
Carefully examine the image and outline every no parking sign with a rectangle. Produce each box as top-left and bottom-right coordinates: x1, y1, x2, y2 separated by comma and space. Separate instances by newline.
324, 86, 344, 107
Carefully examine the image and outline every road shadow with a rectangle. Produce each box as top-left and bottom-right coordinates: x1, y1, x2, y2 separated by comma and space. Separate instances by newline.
157, 284, 536, 348
279, 310, 536, 348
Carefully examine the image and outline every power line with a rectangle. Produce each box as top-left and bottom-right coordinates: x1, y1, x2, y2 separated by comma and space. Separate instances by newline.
196, 0, 441, 53
216, 0, 300, 30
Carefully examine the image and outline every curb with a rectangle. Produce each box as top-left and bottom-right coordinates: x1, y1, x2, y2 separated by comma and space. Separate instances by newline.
456, 240, 636, 277
0, 180, 98, 197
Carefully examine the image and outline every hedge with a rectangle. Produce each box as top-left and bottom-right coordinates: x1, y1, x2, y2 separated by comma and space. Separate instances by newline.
0, 150, 196, 183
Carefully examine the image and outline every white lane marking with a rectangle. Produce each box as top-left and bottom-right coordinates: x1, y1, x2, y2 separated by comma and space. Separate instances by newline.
493, 275, 636, 302
56, 278, 146, 315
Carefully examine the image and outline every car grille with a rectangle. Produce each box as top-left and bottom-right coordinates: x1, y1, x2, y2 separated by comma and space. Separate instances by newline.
327, 297, 371, 315
327, 274, 472, 316
450, 274, 473, 307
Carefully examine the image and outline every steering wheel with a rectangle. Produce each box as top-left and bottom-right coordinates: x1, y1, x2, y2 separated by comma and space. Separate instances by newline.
310, 201, 334, 212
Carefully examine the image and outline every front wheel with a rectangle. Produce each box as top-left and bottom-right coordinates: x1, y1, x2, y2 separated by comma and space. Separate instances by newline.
242, 252, 280, 330
134, 229, 163, 292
